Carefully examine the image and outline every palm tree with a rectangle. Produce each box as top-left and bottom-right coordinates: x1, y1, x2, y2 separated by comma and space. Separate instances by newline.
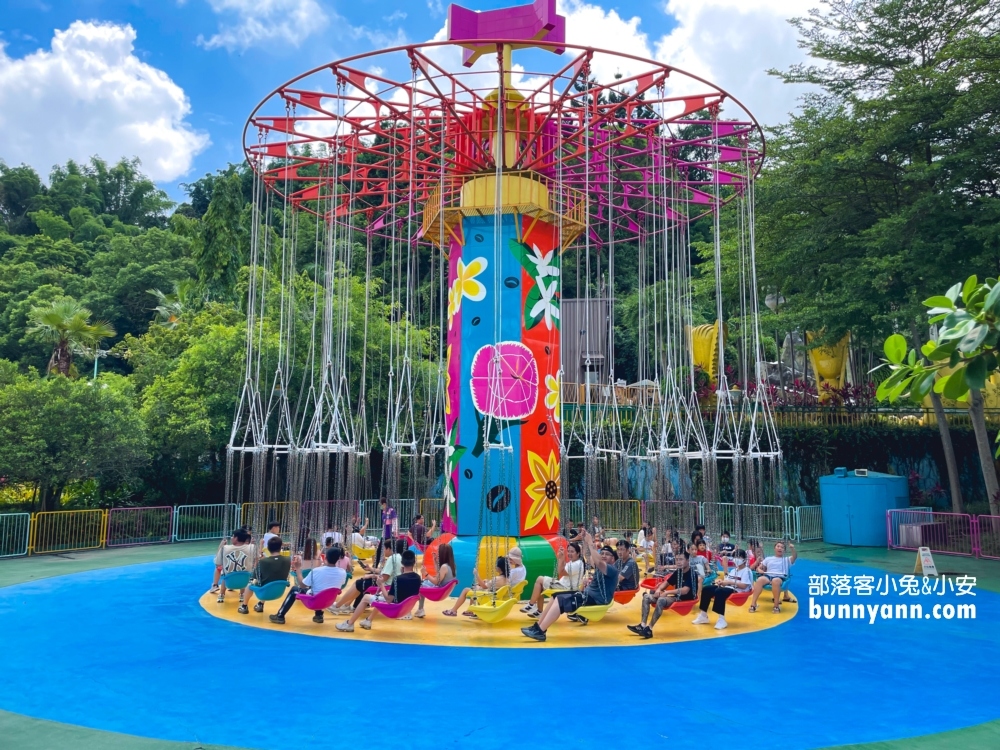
28, 299, 116, 376
148, 279, 204, 329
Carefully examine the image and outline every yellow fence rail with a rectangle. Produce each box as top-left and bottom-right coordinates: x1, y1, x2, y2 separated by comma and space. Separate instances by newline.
30, 509, 107, 555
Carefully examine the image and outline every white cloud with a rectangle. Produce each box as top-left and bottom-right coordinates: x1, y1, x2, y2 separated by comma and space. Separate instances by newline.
655, 0, 810, 125
198, 0, 328, 51
0, 21, 209, 182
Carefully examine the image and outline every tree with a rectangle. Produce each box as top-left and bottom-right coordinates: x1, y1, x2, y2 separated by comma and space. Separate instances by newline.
27, 299, 115, 376
193, 172, 247, 299
0, 370, 148, 511
876, 275, 1000, 514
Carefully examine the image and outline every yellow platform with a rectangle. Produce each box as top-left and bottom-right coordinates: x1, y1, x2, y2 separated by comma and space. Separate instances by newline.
200, 585, 796, 649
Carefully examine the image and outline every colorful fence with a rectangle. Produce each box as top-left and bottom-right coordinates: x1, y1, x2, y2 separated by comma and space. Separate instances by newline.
0, 513, 31, 558
701, 502, 790, 541
886, 509, 977, 557
173, 503, 240, 542
239, 501, 300, 544
106, 506, 173, 548
30, 509, 107, 555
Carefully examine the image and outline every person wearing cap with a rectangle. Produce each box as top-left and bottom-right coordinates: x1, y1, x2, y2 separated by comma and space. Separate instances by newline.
506, 547, 526, 589
521, 532, 618, 642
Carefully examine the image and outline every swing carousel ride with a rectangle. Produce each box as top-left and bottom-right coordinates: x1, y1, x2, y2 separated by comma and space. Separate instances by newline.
227, 0, 780, 593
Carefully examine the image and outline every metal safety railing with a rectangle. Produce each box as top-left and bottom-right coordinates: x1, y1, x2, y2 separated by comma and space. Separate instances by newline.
419, 498, 445, 527
643, 500, 700, 535
173, 503, 240, 542
106, 506, 173, 548
239, 501, 300, 544
886, 509, 976, 557
701, 502, 791, 541
794, 505, 824, 542
0, 512, 31, 558
978, 515, 1000, 560
30, 509, 107, 555
358, 499, 418, 533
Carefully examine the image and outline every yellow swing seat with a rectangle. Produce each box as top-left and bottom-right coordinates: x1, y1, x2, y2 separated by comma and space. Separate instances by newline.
509, 580, 528, 600
468, 596, 519, 623
472, 585, 509, 605
574, 603, 613, 622
353, 545, 376, 560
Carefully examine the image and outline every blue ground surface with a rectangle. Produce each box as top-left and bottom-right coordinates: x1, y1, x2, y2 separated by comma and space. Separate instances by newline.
0, 556, 996, 749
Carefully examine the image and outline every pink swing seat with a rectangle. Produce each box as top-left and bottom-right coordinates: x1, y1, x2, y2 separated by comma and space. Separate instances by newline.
418, 579, 458, 602
371, 595, 420, 619
295, 588, 341, 611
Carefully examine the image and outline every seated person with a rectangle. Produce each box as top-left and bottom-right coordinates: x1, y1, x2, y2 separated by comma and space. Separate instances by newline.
569, 522, 586, 542
409, 515, 428, 548
292, 537, 320, 586
241, 535, 291, 614
692, 549, 753, 630
330, 538, 399, 613
442, 557, 509, 617
749, 541, 797, 613
336, 550, 422, 632
627, 551, 697, 639
688, 542, 710, 580
615, 540, 640, 591
214, 528, 256, 603
521, 532, 618, 642
269, 547, 347, 625
350, 520, 372, 551
656, 540, 676, 570
695, 524, 711, 547
637, 523, 656, 562
507, 547, 526, 590
522, 542, 584, 617
416, 541, 456, 618
590, 516, 604, 542
262, 522, 282, 550
717, 530, 736, 557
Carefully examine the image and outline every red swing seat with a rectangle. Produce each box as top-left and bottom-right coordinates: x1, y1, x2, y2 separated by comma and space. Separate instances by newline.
667, 599, 698, 616
727, 590, 751, 607
613, 589, 638, 604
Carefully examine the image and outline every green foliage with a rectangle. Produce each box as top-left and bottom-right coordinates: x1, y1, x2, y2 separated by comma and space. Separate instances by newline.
27, 298, 115, 376
755, 0, 1000, 342
193, 172, 247, 299
0, 370, 148, 510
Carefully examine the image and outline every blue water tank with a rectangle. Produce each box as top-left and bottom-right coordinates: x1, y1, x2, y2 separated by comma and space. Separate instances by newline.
819, 469, 909, 546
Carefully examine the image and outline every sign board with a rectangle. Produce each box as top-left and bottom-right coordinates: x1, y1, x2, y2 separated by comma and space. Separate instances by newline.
914, 546, 939, 577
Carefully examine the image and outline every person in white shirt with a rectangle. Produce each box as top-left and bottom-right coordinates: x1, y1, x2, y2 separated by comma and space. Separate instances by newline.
507, 547, 526, 590
269, 547, 348, 625
749, 541, 797, 613
521, 542, 585, 617
261, 522, 282, 549
214, 528, 256, 603
692, 549, 754, 629
350, 520, 371, 550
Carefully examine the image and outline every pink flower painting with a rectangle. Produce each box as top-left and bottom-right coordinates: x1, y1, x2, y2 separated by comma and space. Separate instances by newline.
469, 341, 539, 420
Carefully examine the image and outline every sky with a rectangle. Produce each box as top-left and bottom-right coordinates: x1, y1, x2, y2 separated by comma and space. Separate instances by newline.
0, 0, 813, 205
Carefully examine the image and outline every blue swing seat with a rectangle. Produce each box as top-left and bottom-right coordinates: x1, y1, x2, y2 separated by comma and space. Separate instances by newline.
221, 571, 252, 590
249, 579, 289, 601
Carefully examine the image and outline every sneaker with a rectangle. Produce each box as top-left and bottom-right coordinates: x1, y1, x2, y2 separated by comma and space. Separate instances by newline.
335, 605, 355, 615
399, 614, 413, 620
414, 608, 426, 618
520, 603, 537, 614
209, 585, 220, 594
312, 612, 325, 624
641, 626, 653, 639
269, 614, 285, 625
714, 616, 728, 630
527, 609, 541, 619
692, 611, 710, 625
216, 594, 225, 604
566, 614, 581, 623
237, 604, 249, 615
253, 602, 264, 613
521, 624, 546, 642
576, 615, 589, 626
359, 618, 372, 630
335, 621, 354, 632
627, 624, 646, 635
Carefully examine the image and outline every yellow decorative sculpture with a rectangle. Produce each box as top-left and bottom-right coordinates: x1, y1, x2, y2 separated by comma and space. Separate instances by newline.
689, 321, 722, 384
806, 331, 851, 402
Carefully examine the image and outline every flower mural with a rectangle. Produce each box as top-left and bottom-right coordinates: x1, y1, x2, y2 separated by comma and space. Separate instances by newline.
470, 341, 539, 420
524, 449, 560, 531
544, 373, 560, 423
529, 277, 559, 330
